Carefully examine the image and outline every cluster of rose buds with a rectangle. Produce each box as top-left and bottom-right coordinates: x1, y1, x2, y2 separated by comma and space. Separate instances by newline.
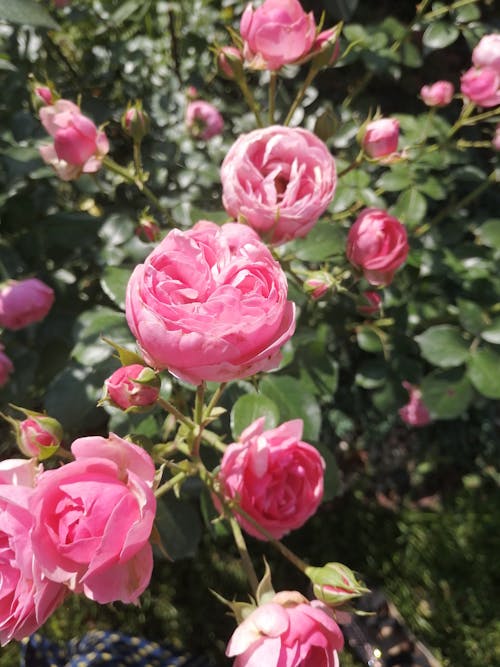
461, 33, 500, 108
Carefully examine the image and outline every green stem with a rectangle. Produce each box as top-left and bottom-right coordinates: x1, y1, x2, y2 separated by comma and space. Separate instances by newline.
423, 0, 478, 20
133, 140, 143, 177
203, 382, 227, 420
157, 397, 195, 429
154, 471, 187, 499
237, 76, 264, 127
284, 66, 319, 126
230, 518, 259, 596
338, 151, 364, 178
391, 0, 431, 53
194, 382, 205, 425
269, 72, 277, 124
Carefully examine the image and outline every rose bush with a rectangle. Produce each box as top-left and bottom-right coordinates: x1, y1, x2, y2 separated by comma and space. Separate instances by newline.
126, 221, 295, 385
216, 418, 324, 540
221, 125, 336, 244
29, 434, 156, 604
0, 459, 66, 646
346, 208, 409, 286
226, 590, 343, 667
0, 279, 54, 331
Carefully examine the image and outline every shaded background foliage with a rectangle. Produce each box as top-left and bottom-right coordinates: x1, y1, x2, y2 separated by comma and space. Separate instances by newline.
0, 1, 499, 665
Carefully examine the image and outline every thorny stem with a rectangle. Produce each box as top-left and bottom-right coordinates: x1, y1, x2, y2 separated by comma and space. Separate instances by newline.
284, 66, 319, 126
237, 76, 264, 127
230, 518, 259, 596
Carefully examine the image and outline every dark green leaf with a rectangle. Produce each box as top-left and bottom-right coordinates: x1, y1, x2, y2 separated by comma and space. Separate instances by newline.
356, 326, 383, 353
421, 368, 474, 419
0, 0, 59, 29
230, 394, 280, 440
467, 348, 500, 399
286, 221, 346, 261
457, 299, 489, 335
100, 266, 131, 311
392, 188, 427, 227
355, 359, 388, 389
260, 375, 321, 442
475, 219, 500, 250
154, 495, 202, 560
480, 318, 500, 345
415, 325, 470, 368
422, 22, 460, 49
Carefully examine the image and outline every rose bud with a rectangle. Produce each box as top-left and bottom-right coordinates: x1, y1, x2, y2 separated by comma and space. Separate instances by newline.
346, 208, 409, 286
310, 27, 341, 68
122, 104, 150, 142
306, 562, 369, 607
362, 118, 400, 158
0, 344, 13, 388
472, 33, 500, 73
399, 381, 431, 427
420, 80, 454, 107
135, 216, 161, 243
103, 364, 160, 411
357, 290, 382, 316
0, 278, 54, 330
186, 100, 224, 140
1, 408, 63, 460
304, 274, 331, 300
186, 86, 198, 100
460, 66, 500, 108
34, 86, 54, 106
217, 46, 244, 80
493, 124, 500, 151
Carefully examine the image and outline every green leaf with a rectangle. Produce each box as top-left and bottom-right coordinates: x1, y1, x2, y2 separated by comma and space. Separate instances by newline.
457, 299, 489, 335
325, 0, 359, 21
415, 325, 470, 368
356, 326, 383, 353
480, 318, 500, 345
475, 219, 500, 250
0, 0, 59, 29
315, 443, 341, 501
392, 188, 427, 227
260, 375, 321, 442
422, 22, 460, 49
154, 495, 202, 560
230, 394, 280, 440
286, 221, 346, 261
100, 266, 131, 311
467, 348, 500, 399
296, 336, 339, 397
376, 168, 413, 192
72, 307, 132, 366
355, 359, 388, 389
421, 368, 474, 420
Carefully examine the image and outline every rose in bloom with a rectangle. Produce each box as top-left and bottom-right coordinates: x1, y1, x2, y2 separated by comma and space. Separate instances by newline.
29, 433, 156, 604
362, 118, 400, 158
460, 66, 500, 108
0, 344, 13, 387
104, 364, 160, 411
186, 100, 224, 140
420, 80, 454, 107
126, 221, 295, 385
346, 208, 409, 286
217, 418, 324, 540
226, 590, 343, 666
39, 99, 109, 180
221, 126, 336, 245
18, 415, 63, 459
0, 458, 66, 645
472, 34, 500, 73
399, 381, 431, 427
0, 278, 54, 330
240, 0, 316, 70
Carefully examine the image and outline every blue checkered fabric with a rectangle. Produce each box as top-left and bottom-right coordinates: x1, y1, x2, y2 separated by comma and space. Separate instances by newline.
20, 630, 212, 667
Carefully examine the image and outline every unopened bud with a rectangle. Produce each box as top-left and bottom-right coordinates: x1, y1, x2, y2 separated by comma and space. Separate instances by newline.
357, 290, 382, 316
306, 562, 369, 607
217, 46, 244, 80
122, 104, 150, 142
1, 407, 63, 460
102, 364, 161, 412
304, 272, 333, 300
135, 216, 161, 243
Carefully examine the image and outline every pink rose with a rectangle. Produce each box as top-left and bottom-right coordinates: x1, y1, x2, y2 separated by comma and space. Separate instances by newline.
122, 106, 150, 142
460, 66, 500, 107
19, 416, 63, 458
126, 221, 295, 385
104, 364, 160, 410
135, 216, 161, 243
39, 99, 109, 180
347, 208, 409, 286
304, 277, 329, 300
362, 118, 400, 158
34, 86, 53, 105
186, 100, 224, 140
0, 344, 13, 387
309, 27, 341, 66
0, 278, 54, 330
29, 433, 156, 604
226, 590, 343, 666
216, 418, 324, 540
399, 381, 431, 426
0, 459, 66, 645
357, 290, 382, 315
221, 125, 337, 245
240, 0, 316, 70
420, 80, 454, 107
472, 34, 500, 73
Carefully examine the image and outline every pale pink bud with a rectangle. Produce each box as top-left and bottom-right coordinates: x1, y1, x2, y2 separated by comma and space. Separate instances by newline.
122, 106, 150, 142
218, 46, 244, 80
19, 416, 63, 459
399, 381, 431, 427
420, 80, 454, 107
0, 278, 54, 330
186, 86, 198, 100
460, 66, 500, 108
472, 34, 500, 74
186, 100, 224, 140
362, 118, 400, 158
104, 364, 160, 411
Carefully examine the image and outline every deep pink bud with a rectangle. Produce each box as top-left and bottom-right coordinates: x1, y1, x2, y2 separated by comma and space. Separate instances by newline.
460, 66, 500, 108
399, 381, 431, 427
104, 364, 161, 411
0, 278, 54, 330
35, 87, 53, 105
357, 291, 382, 315
135, 217, 161, 243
